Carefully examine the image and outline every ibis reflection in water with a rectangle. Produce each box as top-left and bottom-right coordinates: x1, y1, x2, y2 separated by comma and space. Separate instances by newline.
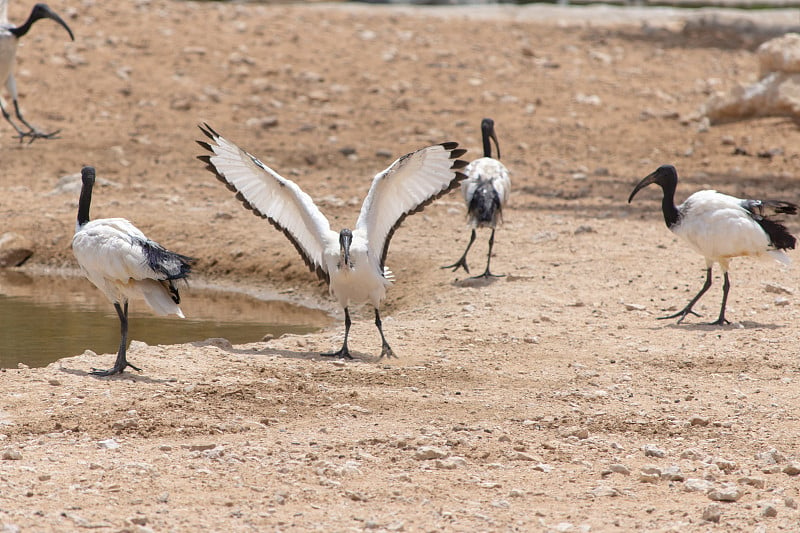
0, 269, 330, 370
628, 164, 798, 325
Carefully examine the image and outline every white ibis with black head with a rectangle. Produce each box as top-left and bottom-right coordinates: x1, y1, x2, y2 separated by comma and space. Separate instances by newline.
0, 1, 74, 142
628, 164, 797, 325
442, 118, 510, 279
72, 167, 194, 376
197, 124, 467, 359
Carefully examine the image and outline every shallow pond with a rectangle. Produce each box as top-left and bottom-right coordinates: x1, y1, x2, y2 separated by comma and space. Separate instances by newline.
0, 270, 331, 369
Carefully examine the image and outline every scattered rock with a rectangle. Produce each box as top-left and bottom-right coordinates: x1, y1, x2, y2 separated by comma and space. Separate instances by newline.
2, 449, 22, 460
761, 502, 778, 518
660, 466, 684, 481
738, 476, 766, 489
623, 302, 646, 311
707, 483, 742, 502
684, 478, 714, 493
607, 464, 631, 476
764, 282, 793, 295
97, 439, 120, 450
591, 484, 621, 497
783, 462, 800, 476
643, 444, 666, 458
414, 446, 447, 460
689, 415, 710, 426
0, 233, 34, 267
702, 503, 722, 523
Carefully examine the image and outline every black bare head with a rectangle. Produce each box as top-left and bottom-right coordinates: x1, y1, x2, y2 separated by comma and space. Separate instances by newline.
628, 165, 678, 204
628, 165, 681, 228
339, 229, 353, 269
76, 166, 95, 227
10, 4, 75, 40
480, 118, 500, 160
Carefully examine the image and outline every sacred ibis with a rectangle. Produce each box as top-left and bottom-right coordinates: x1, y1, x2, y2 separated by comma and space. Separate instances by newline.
197, 124, 467, 359
442, 118, 510, 279
0, 1, 74, 142
72, 167, 194, 376
628, 164, 797, 325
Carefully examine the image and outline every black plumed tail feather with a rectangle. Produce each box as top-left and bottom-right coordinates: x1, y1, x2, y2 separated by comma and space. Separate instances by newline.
742, 199, 798, 251
468, 183, 502, 227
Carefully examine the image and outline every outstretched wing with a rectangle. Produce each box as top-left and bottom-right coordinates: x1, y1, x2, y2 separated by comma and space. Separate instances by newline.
197, 124, 335, 282
355, 143, 468, 268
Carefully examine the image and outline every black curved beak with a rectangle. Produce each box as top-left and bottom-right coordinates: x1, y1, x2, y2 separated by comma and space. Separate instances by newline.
34, 4, 75, 41
339, 230, 353, 268
489, 129, 500, 160
627, 170, 659, 204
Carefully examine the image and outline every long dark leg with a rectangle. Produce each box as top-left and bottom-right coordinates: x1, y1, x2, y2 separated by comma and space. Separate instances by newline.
471, 228, 505, 279
659, 267, 713, 324
91, 301, 141, 376
322, 307, 353, 359
13, 99, 61, 143
709, 272, 731, 326
375, 308, 396, 359
0, 99, 27, 139
441, 229, 476, 274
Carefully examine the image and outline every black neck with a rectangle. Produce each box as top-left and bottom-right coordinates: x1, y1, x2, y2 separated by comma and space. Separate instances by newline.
659, 178, 680, 228
482, 133, 492, 158
8, 9, 40, 38
77, 170, 95, 227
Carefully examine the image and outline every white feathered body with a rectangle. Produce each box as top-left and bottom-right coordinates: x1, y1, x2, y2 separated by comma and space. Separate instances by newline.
326, 229, 392, 309
72, 218, 185, 317
673, 190, 790, 269
461, 157, 510, 228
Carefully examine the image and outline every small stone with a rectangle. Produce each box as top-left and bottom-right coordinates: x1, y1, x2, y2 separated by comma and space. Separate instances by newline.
623, 302, 646, 311
764, 283, 793, 295
2, 449, 22, 460
414, 446, 447, 460
783, 462, 800, 475
434, 457, 466, 469
702, 503, 722, 523
712, 458, 737, 473
684, 478, 714, 493
511, 452, 538, 462
643, 444, 666, 458
661, 465, 684, 481
681, 448, 704, 460
47, 379, 61, 386
591, 484, 621, 497
38, 474, 51, 481
756, 448, 785, 465
762, 503, 778, 518
97, 439, 120, 450
0, 232, 34, 267
785, 496, 797, 509
533, 463, 553, 472
689, 415, 710, 426
708, 483, 742, 502
608, 464, 630, 476
738, 476, 765, 489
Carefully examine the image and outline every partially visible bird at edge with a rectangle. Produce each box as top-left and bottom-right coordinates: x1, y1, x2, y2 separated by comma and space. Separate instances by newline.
72, 166, 194, 376
442, 117, 510, 279
628, 164, 797, 325
0, 1, 74, 142
197, 123, 468, 359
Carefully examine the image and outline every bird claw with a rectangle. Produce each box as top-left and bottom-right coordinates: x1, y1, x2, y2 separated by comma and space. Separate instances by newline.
468, 270, 505, 280
89, 360, 142, 377
708, 317, 730, 326
441, 257, 469, 274
378, 344, 397, 359
15, 128, 61, 144
658, 308, 701, 323
321, 347, 353, 360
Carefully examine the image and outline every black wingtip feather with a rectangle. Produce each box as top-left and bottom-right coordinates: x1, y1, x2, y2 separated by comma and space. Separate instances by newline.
440, 141, 459, 151
450, 149, 467, 159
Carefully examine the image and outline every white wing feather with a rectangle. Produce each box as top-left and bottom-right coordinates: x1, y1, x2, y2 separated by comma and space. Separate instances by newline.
198, 125, 336, 279
0, 0, 7, 24
356, 143, 465, 265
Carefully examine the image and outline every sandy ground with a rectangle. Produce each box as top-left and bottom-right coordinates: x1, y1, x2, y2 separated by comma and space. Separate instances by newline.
2, 1, 800, 531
